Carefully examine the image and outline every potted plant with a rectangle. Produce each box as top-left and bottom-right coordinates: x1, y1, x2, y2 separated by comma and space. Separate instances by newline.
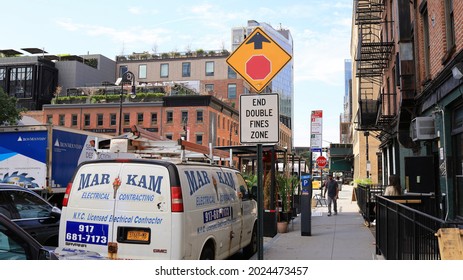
276, 173, 294, 233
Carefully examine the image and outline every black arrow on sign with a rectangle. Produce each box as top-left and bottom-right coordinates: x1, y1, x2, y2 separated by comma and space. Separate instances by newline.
246, 32, 270, 50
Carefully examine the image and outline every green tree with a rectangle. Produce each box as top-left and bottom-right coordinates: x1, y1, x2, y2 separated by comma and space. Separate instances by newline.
0, 88, 24, 125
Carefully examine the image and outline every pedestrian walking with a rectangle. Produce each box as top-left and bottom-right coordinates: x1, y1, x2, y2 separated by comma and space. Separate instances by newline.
323, 173, 339, 216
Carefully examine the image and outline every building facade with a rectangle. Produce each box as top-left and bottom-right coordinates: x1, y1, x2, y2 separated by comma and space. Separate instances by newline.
341, 59, 353, 144
0, 51, 116, 110
351, 0, 463, 220
0, 54, 58, 110
42, 94, 241, 147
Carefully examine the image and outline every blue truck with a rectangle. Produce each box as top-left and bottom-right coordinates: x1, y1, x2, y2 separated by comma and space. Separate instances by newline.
0, 125, 111, 205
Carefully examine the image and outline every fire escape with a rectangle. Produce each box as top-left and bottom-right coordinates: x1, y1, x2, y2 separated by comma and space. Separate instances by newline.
354, 0, 394, 132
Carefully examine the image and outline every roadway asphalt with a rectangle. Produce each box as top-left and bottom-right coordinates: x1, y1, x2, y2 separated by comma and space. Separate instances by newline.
251, 183, 384, 260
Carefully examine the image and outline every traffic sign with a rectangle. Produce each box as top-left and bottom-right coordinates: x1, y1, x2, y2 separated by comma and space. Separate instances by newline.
301, 174, 311, 187
227, 27, 292, 92
240, 93, 279, 144
316, 156, 327, 168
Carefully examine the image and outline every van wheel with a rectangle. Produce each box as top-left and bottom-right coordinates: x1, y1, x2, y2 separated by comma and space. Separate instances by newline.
200, 246, 215, 260
243, 224, 257, 258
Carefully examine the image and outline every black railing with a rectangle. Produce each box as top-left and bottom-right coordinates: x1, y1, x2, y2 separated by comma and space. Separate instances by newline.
375, 195, 462, 260
354, 184, 383, 226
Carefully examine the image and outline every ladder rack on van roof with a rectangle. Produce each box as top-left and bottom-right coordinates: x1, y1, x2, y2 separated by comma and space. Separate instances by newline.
94, 125, 233, 165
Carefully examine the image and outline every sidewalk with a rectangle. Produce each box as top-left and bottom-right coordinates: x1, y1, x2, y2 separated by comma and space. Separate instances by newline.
251, 184, 383, 260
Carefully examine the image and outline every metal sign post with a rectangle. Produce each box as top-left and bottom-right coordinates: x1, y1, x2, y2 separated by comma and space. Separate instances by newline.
257, 144, 264, 260
239, 94, 279, 260
227, 26, 292, 261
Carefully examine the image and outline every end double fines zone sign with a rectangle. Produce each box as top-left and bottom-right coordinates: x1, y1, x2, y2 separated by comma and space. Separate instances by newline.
240, 93, 279, 144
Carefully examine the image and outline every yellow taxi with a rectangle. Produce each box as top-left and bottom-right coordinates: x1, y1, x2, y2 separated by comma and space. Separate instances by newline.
312, 176, 323, 190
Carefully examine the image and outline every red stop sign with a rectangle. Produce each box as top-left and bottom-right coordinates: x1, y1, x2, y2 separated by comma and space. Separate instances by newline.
316, 156, 327, 167
246, 55, 271, 80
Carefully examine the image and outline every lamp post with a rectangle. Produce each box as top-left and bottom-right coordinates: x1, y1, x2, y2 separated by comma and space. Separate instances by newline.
118, 71, 136, 135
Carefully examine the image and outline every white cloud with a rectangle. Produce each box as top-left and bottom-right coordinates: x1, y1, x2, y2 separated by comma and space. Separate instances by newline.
128, 7, 143, 15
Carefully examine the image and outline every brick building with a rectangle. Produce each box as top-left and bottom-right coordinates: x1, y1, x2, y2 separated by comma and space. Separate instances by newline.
42, 94, 241, 146
351, 0, 463, 219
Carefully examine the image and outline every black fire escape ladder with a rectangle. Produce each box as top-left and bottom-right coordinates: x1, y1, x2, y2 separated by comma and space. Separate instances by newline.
354, 0, 394, 131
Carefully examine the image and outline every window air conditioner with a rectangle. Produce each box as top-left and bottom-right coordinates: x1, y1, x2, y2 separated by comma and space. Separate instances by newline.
411, 117, 436, 141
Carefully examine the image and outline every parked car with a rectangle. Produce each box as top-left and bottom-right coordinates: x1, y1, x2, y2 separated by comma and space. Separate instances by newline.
312, 176, 322, 190
0, 213, 107, 260
0, 213, 56, 260
0, 184, 61, 246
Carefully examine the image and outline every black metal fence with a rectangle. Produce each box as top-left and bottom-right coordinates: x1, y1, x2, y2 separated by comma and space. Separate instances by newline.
354, 184, 383, 226
375, 195, 462, 260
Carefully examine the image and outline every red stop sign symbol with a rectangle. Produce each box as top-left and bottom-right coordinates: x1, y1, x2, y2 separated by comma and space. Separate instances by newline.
316, 156, 327, 167
246, 55, 271, 80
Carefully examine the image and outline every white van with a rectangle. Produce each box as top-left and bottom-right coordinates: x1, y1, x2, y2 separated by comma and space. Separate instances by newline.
58, 159, 257, 260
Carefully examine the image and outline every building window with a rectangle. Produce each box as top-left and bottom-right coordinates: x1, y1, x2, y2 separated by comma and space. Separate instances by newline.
160, 63, 169, 78
139, 64, 147, 79
166, 111, 173, 123
182, 62, 191, 77
124, 113, 130, 125
181, 111, 188, 125
71, 114, 78, 126
46, 115, 52, 124
97, 114, 103, 126
110, 114, 116, 126
84, 114, 90, 126
444, 0, 455, 52
9, 66, 33, 98
119, 65, 128, 77
137, 113, 144, 125
228, 84, 237, 99
205, 61, 214, 76
205, 84, 214, 94
165, 134, 173, 140
151, 112, 158, 125
196, 134, 203, 145
421, 4, 431, 78
196, 110, 203, 123
59, 115, 65, 126
228, 66, 237, 79
218, 115, 220, 128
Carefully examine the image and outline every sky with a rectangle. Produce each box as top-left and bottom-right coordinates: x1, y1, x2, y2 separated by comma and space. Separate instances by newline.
3, 0, 353, 148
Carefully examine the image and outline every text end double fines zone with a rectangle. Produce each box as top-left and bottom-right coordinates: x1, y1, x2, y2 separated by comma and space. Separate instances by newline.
240, 93, 279, 144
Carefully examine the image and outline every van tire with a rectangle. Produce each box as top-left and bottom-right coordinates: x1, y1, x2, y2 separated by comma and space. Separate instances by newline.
200, 245, 215, 260
243, 224, 257, 258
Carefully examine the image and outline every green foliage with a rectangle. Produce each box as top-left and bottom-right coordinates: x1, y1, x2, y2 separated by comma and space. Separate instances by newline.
83, 58, 98, 68
354, 177, 373, 186
134, 92, 165, 99
54, 95, 88, 104
0, 88, 25, 125
242, 173, 257, 189
90, 94, 119, 103
276, 173, 299, 215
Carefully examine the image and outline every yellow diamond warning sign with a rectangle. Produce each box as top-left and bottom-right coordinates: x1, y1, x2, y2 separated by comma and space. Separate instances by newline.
227, 27, 292, 93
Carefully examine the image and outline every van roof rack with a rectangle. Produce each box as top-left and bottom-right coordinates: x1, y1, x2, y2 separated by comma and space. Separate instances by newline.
95, 125, 233, 165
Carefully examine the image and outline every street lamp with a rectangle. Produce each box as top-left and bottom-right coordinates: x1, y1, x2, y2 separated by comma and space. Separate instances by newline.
118, 71, 136, 135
